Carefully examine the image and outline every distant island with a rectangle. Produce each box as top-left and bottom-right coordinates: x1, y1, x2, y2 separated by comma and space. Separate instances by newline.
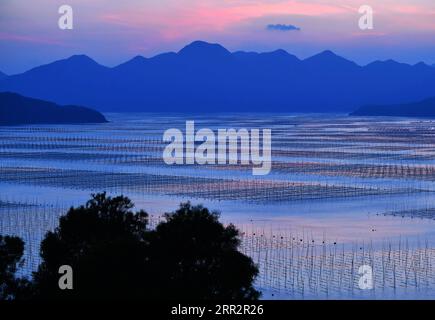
0, 92, 107, 125
350, 96, 435, 118
1, 41, 435, 113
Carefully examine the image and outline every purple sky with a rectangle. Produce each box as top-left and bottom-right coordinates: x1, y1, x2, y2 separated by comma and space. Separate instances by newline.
1, 0, 435, 74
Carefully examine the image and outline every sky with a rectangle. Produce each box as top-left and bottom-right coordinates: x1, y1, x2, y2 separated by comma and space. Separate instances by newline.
1, 0, 435, 74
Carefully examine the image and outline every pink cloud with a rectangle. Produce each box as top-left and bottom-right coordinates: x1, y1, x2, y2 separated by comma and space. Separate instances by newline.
188, 1, 349, 27
98, 1, 350, 35
385, 5, 435, 31
0, 32, 66, 46
393, 5, 435, 15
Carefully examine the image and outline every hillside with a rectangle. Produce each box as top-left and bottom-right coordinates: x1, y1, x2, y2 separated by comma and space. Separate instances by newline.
350, 97, 435, 117
0, 92, 107, 125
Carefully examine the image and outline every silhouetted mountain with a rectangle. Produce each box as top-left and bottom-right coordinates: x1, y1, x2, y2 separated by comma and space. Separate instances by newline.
0, 55, 110, 109
1, 40, 435, 113
0, 92, 107, 125
302, 50, 359, 71
350, 97, 435, 117
178, 40, 231, 60
0, 71, 6, 79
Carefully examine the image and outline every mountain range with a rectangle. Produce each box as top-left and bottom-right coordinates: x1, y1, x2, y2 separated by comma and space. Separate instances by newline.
1, 40, 435, 113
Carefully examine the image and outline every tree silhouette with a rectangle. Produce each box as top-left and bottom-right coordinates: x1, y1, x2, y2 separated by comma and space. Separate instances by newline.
0, 235, 27, 300
32, 193, 260, 300
147, 202, 260, 300
32, 192, 149, 299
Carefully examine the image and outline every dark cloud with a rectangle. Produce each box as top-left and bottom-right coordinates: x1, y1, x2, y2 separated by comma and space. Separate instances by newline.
266, 24, 301, 31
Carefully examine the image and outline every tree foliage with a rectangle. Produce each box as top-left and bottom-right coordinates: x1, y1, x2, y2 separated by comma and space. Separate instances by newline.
30, 193, 259, 300
148, 202, 260, 299
0, 235, 26, 300
32, 192, 149, 299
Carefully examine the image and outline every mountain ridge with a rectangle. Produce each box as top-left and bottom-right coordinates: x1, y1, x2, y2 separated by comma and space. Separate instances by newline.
1, 40, 435, 113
